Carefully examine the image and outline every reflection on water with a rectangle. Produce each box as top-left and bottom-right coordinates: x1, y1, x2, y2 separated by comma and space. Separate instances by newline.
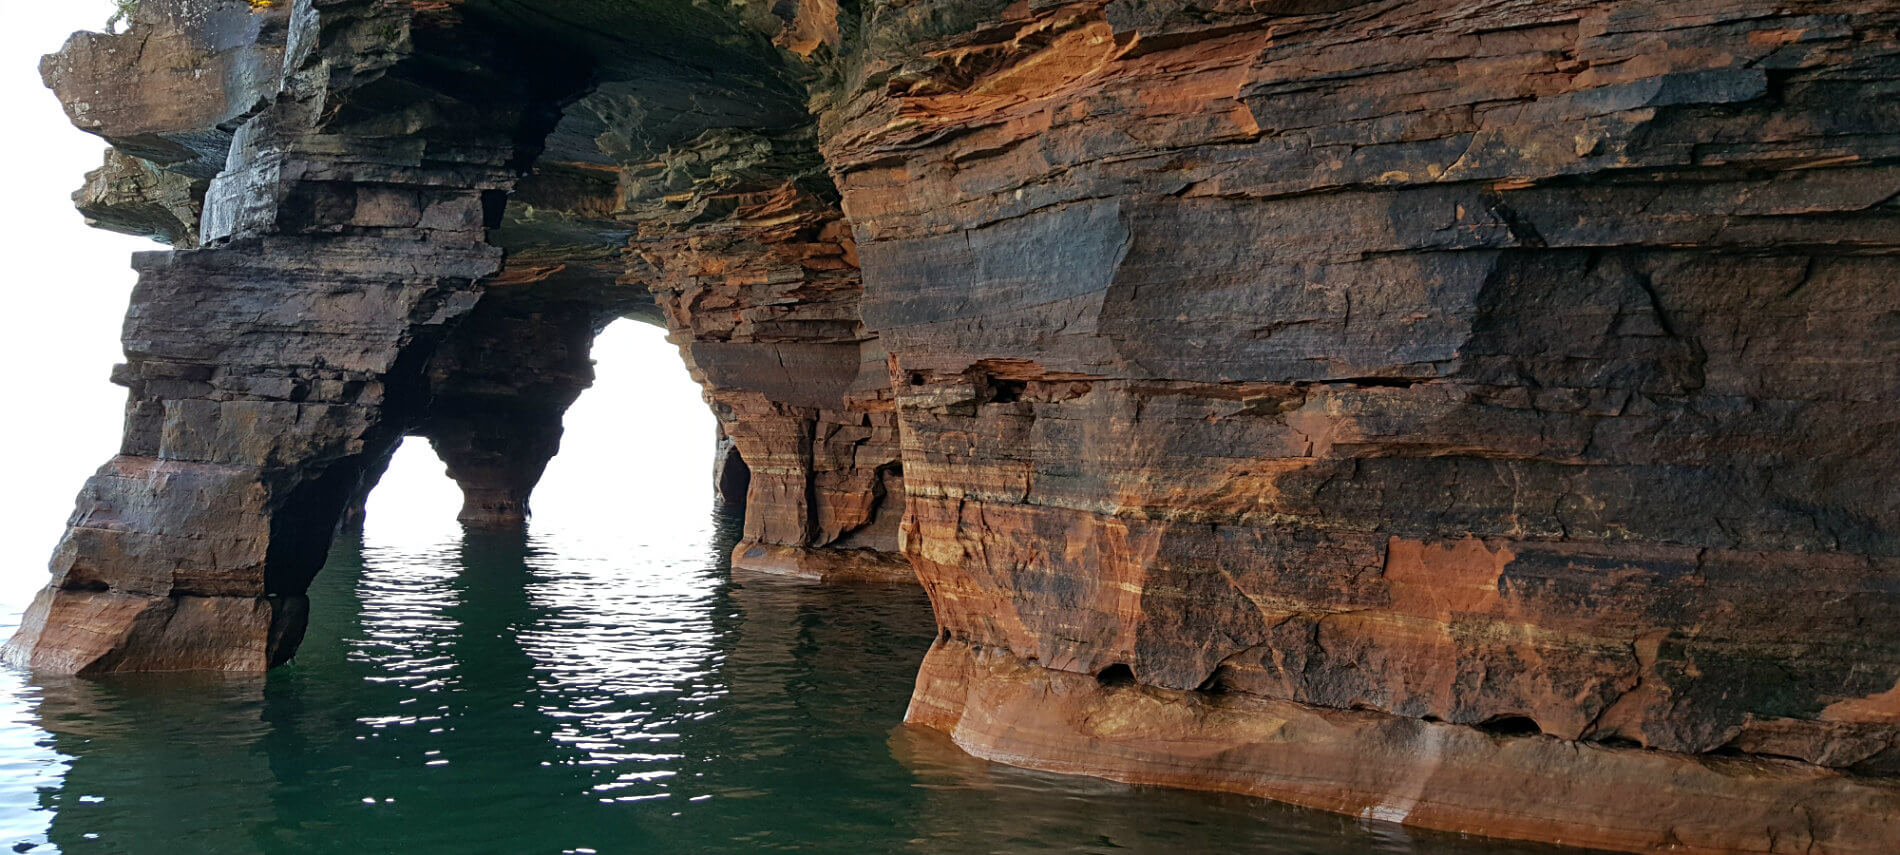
0, 503, 1584, 855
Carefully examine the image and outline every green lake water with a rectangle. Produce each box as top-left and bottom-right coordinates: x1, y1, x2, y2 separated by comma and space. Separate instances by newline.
0, 503, 1587, 855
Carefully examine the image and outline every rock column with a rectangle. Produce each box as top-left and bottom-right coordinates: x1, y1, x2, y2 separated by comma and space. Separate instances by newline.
629, 131, 911, 582
417, 294, 601, 528
7, 0, 584, 672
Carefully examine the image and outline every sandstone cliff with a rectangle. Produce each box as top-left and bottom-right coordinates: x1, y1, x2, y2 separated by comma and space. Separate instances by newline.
8, 1, 1900, 852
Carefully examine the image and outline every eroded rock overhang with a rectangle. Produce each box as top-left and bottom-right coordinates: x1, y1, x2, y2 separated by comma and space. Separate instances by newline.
11, 1, 1900, 853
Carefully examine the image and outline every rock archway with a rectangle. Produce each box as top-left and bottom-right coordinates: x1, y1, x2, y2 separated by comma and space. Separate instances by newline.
10, 1, 1900, 852
8, 0, 909, 676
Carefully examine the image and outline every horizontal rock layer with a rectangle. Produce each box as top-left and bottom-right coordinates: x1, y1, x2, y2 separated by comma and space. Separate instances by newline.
832, 0, 1900, 785
910, 639, 1900, 855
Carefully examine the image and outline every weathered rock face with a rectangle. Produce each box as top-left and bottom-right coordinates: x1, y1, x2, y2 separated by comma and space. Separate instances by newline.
835, 2, 1900, 848
11, 0, 1900, 852
8, 0, 583, 672
622, 129, 910, 581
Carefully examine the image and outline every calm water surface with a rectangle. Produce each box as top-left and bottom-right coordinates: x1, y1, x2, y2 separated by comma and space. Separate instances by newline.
0, 494, 1580, 855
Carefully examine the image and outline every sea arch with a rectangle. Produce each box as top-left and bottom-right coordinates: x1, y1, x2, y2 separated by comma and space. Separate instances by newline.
7, 0, 907, 675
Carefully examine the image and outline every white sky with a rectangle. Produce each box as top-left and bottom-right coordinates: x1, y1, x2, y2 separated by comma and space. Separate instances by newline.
0, 1, 716, 614
0, 1, 152, 610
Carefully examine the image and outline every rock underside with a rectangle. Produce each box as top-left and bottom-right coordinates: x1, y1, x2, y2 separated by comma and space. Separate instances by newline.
7, 1, 1900, 852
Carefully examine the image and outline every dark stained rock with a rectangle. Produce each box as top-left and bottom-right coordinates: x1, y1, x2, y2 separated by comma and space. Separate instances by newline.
74, 149, 206, 247
10, 0, 1900, 851
417, 292, 601, 529
7, 0, 585, 672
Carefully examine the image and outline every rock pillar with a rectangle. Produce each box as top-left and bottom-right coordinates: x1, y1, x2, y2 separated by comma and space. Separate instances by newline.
7, 0, 585, 672
417, 294, 600, 528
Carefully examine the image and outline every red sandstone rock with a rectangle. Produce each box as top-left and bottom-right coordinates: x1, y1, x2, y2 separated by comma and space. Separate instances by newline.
630, 174, 908, 578
909, 639, 1900, 855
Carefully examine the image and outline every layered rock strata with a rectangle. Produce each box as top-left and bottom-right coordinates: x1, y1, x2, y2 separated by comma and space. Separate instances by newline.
835, 3, 1900, 850
10, 0, 586, 672
625, 131, 908, 581
11, 0, 1900, 852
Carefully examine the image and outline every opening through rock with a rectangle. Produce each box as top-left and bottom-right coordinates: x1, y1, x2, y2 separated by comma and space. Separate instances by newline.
362, 321, 719, 540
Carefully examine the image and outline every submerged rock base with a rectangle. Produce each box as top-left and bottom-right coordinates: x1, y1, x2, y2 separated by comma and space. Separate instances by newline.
911, 640, 1900, 855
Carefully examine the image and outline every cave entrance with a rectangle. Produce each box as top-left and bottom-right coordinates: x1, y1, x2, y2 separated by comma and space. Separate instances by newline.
362, 321, 724, 541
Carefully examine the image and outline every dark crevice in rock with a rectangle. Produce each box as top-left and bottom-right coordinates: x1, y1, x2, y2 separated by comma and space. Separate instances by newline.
1096, 664, 1138, 688
1194, 666, 1234, 696
265, 449, 394, 600
716, 437, 754, 512
1474, 715, 1546, 738
987, 378, 1027, 403
1592, 736, 1644, 750
265, 593, 309, 668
